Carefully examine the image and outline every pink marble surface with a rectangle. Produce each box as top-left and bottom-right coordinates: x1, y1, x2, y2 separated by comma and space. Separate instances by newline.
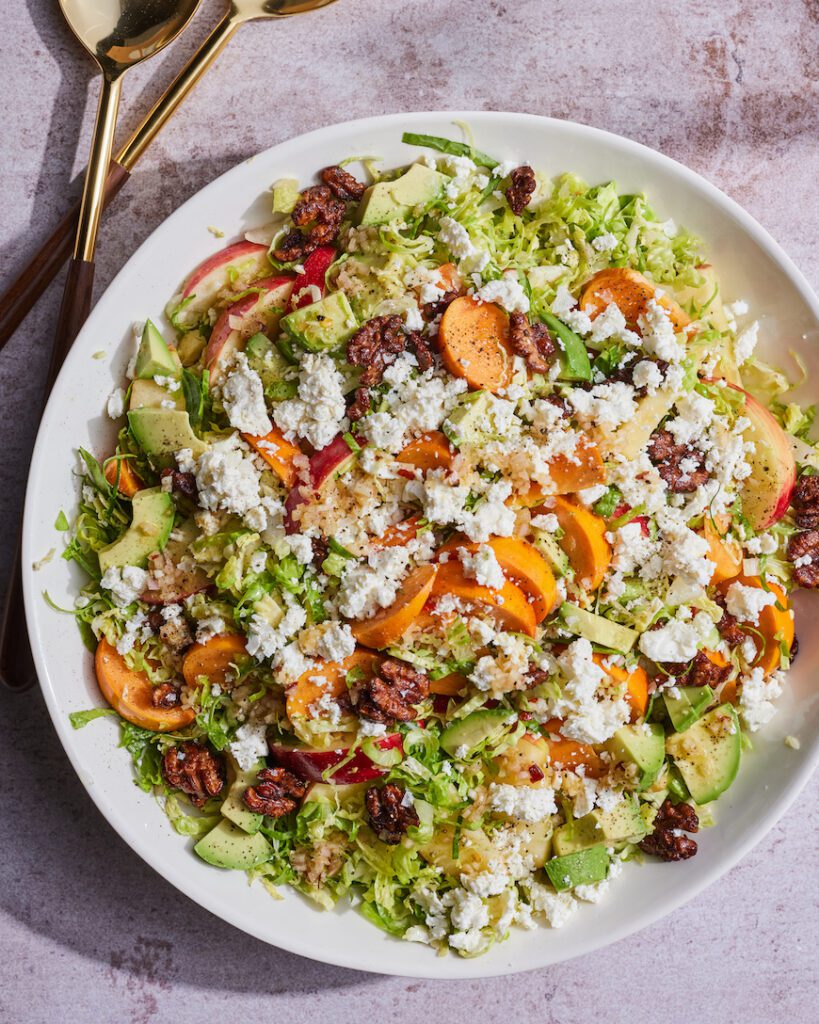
1, 0, 818, 1019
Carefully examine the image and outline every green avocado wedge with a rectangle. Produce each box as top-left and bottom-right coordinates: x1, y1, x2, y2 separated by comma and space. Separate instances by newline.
97, 487, 174, 573
665, 703, 741, 804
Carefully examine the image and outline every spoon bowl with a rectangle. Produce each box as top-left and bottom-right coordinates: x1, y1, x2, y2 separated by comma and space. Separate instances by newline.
60, 0, 202, 78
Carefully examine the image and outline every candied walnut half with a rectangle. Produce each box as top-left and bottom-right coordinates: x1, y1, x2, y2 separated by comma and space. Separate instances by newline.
787, 530, 819, 588
162, 742, 225, 808
421, 288, 459, 323
639, 798, 699, 861
346, 315, 428, 420
243, 766, 306, 818
680, 650, 731, 688
791, 475, 819, 528
320, 165, 366, 201
647, 429, 709, 493
350, 659, 429, 724
151, 682, 181, 709
716, 603, 747, 647
505, 165, 536, 215
272, 183, 346, 261
508, 311, 555, 373
365, 783, 419, 844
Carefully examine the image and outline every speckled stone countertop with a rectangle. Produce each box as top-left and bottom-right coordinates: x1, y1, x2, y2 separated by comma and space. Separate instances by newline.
1, 1, 817, 1020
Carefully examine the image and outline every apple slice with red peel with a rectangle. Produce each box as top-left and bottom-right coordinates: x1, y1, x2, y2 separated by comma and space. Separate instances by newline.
284, 432, 365, 533
268, 732, 402, 784
170, 240, 271, 330
725, 381, 796, 529
288, 246, 336, 311
205, 275, 294, 382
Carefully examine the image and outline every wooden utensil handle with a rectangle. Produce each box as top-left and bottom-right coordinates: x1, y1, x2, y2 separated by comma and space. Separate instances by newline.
0, 160, 129, 352
0, 535, 35, 691
50, 257, 96, 386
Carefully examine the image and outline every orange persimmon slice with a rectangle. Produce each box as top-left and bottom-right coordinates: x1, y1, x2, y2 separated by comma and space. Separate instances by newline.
350, 564, 438, 648
182, 634, 249, 690
439, 296, 513, 393
398, 431, 454, 474
95, 637, 194, 732
104, 457, 143, 498
243, 426, 303, 488
286, 648, 382, 720
537, 495, 612, 591
718, 574, 794, 676
430, 560, 537, 637
579, 267, 691, 332
702, 514, 743, 584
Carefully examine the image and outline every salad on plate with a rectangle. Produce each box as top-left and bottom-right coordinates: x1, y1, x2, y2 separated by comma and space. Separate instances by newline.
62, 130, 816, 957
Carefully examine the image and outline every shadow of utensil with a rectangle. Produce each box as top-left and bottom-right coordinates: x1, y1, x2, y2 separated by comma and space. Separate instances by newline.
0, 682, 375, 993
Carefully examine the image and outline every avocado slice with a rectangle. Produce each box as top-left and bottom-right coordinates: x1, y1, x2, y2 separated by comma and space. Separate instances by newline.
128, 408, 207, 468
560, 603, 639, 654
245, 332, 295, 400
553, 795, 647, 855
194, 819, 273, 870
443, 391, 500, 446
606, 723, 665, 791
357, 163, 446, 227
129, 378, 185, 411
664, 685, 716, 733
440, 707, 511, 758
97, 487, 174, 573
665, 703, 740, 804
544, 844, 610, 891
134, 319, 182, 380
221, 757, 265, 834
280, 291, 358, 352
531, 530, 571, 578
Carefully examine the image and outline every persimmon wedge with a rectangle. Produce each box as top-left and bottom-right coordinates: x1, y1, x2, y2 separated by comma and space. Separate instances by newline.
350, 564, 438, 648
286, 648, 382, 720
579, 267, 691, 332
512, 436, 605, 505
243, 426, 302, 488
439, 296, 513, 393
437, 535, 558, 623
541, 720, 604, 777
718, 574, 794, 676
104, 457, 143, 498
536, 495, 612, 591
398, 431, 454, 474
182, 634, 249, 690
370, 514, 423, 551
430, 561, 537, 637
95, 637, 194, 732
599, 658, 649, 719
702, 513, 742, 584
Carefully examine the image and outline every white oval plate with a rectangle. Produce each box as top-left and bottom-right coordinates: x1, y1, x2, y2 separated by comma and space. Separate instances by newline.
22, 112, 819, 978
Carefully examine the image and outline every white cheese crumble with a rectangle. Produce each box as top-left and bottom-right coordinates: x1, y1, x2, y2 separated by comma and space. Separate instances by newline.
221, 352, 273, 436
547, 638, 631, 744
273, 352, 347, 451
488, 783, 557, 822
194, 434, 261, 515
637, 298, 685, 362
735, 320, 759, 365
229, 721, 268, 771
739, 667, 784, 731
246, 596, 307, 661
459, 544, 505, 589
314, 621, 356, 662
724, 581, 776, 625
100, 565, 148, 607
106, 387, 126, 419
476, 271, 530, 314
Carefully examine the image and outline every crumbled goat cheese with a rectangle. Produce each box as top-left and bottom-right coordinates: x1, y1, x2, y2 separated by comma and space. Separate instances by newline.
569, 381, 637, 429
195, 434, 261, 515
229, 721, 269, 771
665, 392, 715, 446
475, 272, 530, 314
725, 581, 777, 625
196, 614, 225, 644
221, 353, 273, 436
587, 303, 640, 347
106, 387, 126, 419
522, 882, 577, 929
488, 783, 557, 822
116, 611, 150, 655
740, 667, 784, 731
530, 512, 559, 533
547, 639, 631, 744
336, 547, 410, 619
404, 304, 424, 332
246, 596, 307, 660
283, 533, 314, 565
551, 284, 592, 335
100, 565, 148, 607
638, 611, 713, 663
314, 621, 356, 662
358, 719, 388, 737
273, 352, 347, 451
632, 360, 663, 393
591, 232, 618, 252
459, 544, 505, 589
637, 298, 684, 362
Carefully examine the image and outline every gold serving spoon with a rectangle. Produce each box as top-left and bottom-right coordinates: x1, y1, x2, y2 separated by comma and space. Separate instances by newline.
0, 0, 340, 350
0, 0, 202, 692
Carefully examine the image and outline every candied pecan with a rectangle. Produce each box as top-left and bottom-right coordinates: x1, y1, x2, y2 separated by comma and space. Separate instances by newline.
273, 228, 315, 263
292, 185, 346, 230
787, 530, 819, 587
505, 165, 536, 215
243, 766, 306, 818
160, 468, 197, 500
347, 385, 373, 423
717, 607, 746, 648
679, 650, 731, 688
162, 742, 225, 808
639, 798, 699, 862
791, 475, 819, 528
647, 429, 709, 493
407, 330, 434, 371
508, 311, 555, 373
365, 783, 419, 844
421, 288, 459, 323
151, 682, 181, 709
320, 165, 366, 201
347, 315, 407, 385
350, 659, 430, 724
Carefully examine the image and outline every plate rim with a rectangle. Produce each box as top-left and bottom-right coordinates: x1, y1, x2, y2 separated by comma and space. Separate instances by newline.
21, 109, 819, 979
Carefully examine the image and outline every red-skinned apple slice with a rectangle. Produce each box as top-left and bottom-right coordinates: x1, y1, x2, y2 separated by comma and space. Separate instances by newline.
287, 246, 336, 311
205, 275, 294, 382
724, 381, 796, 529
171, 240, 271, 329
268, 732, 402, 784
284, 432, 366, 533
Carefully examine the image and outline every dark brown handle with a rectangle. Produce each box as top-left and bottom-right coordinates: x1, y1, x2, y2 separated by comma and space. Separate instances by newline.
0, 255, 97, 690
0, 159, 129, 352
